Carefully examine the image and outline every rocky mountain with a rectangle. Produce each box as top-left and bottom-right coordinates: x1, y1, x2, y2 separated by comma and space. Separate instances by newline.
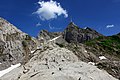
37, 22, 103, 43
37, 22, 120, 79
0, 18, 119, 80
0, 17, 38, 70
63, 22, 103, 43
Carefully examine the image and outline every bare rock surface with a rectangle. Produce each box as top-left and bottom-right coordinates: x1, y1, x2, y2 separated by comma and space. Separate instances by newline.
0, 43, 117, 80
0, 17, 37, 70
63, 22, 103, 43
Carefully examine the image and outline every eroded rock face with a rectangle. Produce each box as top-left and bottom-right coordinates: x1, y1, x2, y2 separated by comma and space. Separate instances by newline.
0, 18, 37, 70
63, 22, 103, 43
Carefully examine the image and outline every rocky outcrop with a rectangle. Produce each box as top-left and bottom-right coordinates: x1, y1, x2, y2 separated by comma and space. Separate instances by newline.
37, 30, 67, 46
0, 17, 37, 70
37, 30, 62, 41
63, 22, 103, 43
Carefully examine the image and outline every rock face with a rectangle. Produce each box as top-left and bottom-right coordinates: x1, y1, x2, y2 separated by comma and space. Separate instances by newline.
0, 42, 117, 80
0, 17, 37, 70
37, 30, 67, 46
37, 30, 62, 41
63, 22, 103, 43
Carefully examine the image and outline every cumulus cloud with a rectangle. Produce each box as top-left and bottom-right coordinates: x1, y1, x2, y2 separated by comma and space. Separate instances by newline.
35, 0, 68, 20
106, 24, 115, 28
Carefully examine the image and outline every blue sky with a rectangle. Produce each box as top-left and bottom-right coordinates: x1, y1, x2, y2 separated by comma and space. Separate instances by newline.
0, 0, 120, 37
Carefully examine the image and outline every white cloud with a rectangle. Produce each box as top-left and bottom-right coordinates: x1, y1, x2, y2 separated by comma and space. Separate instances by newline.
35, 0, 68, 20
106, 24, 114, 28
36, 22, 41, 27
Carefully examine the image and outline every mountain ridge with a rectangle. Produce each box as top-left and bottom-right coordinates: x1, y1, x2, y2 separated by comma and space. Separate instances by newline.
0, 17, 119, 79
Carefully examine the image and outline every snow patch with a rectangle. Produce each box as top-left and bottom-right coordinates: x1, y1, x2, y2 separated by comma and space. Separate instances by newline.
0, 63, 21, 77
84, 27, 87, 29
88, 62, 95, 65
84, 50, 87, 53
99, 56, 107, 60
49, 36, 61, 42
31, 50, 35, 53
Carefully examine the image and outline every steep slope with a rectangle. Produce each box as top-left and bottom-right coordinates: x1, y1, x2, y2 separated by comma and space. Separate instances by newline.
85, 34, 120, 59
84, 34, 120, 79
0, 17, 37, 70
1, 41, 117, 80
37, 29, 67, 46
37, 30, 62, 41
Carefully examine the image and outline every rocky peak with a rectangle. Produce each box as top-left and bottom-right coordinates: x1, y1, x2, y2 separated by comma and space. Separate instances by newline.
63, 22, 103, 43
68, 22, 76, 27
66, 22, 80, 31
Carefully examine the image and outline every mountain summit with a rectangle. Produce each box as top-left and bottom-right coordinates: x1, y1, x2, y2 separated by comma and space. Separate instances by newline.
63, 22, 103, 43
